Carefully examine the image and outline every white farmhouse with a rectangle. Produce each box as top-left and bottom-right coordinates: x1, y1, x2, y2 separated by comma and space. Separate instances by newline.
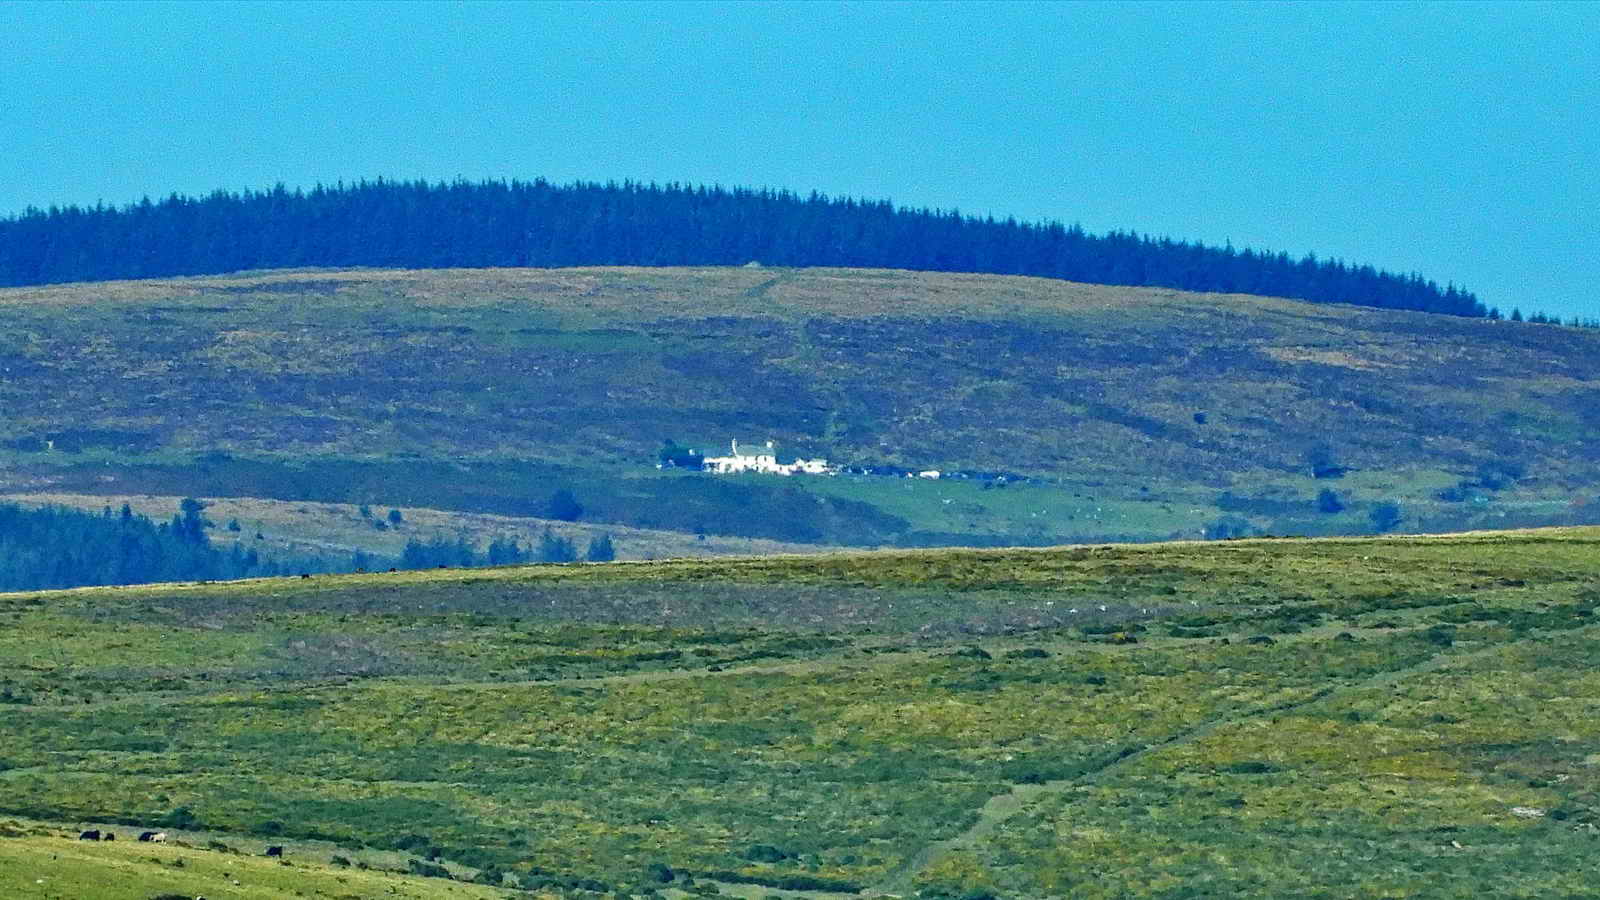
702, 440, 833, 476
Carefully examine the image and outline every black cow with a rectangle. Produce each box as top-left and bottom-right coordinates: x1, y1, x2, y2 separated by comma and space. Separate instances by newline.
103, 831, 115, 841
78, 829, 99, 840
138, 831, 158, 842
265, 845, 284, 857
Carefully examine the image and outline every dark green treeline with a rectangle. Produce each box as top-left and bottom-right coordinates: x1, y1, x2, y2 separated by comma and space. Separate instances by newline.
0, 501, 619, 593
0, 178, 1491, 318
0, 501, 357, 591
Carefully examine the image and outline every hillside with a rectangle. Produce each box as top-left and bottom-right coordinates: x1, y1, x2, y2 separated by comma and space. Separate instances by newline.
1, 266, 1596, 548
2, 529, 1598, 898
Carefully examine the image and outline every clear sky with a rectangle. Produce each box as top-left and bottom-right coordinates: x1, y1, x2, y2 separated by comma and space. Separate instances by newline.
3, 0, 1595, 318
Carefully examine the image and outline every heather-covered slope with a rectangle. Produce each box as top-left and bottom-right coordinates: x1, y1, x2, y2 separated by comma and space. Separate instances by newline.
1, 266, 1596, 545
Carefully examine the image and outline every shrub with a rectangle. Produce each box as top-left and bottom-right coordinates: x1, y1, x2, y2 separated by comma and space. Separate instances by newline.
1316, 488, 1345, 514
1004, 647, 1049, 659
408, 858, 452, 879
547, 489, 584, 522
1369, 501, 1403, 533
331, 854, 352, 867
390, 832, 431, 851
1205, 515, 1256, 540
744, 843, 787, 863
472, 865, 507, 886
1222, 760, 1280, 774
160, 805, 198, 829
647, 862, 676, 883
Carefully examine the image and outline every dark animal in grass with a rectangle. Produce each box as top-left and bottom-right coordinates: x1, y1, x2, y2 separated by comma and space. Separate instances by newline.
104, 831, 114, 840
265, 845, 283, 857
138, 830, 158, 841
299, 573, 311, 579
78, 829, 100, 840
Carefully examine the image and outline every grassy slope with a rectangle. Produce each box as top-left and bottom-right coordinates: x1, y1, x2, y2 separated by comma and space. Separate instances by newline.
2, 528, 1597, 897
0, 819, 511, 900
1, 266, 1598, 547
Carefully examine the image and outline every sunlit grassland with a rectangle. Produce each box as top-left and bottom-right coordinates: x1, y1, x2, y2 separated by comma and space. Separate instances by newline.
0, 820, 510, 900
954, 627, 1600, 899
1, 528, 1597, 896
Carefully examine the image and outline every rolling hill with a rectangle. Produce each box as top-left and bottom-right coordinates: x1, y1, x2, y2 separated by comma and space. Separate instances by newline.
1, 265, 1595, 552
2, 529, 1598, 898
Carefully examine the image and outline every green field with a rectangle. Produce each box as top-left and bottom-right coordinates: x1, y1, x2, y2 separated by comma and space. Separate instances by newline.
2, 266, 1598, 549
3, 528, 1598, 897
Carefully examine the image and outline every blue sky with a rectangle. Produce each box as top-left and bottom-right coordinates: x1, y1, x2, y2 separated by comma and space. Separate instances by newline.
3, 0, 1595, 318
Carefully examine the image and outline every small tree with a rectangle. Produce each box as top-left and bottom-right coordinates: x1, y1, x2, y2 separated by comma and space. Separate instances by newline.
387, 508, 404, 526
1369, 501, 1402, 533
546, 489, 583, 522
1316, 488, 1345, 514
1205, 515, 1255, 540
537, 528, 577, 563
585, 532, 616, 562
358, 504, 372, 519
178, 498, 209, 546
487, 536, 525, 565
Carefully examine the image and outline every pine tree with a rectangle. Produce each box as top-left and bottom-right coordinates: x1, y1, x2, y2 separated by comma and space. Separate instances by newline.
584, 533, 616, 562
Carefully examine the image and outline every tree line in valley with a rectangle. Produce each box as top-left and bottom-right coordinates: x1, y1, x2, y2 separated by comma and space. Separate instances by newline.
0, 500, 615, 593
0, 500, 350, 591
0, 177, 1547, 322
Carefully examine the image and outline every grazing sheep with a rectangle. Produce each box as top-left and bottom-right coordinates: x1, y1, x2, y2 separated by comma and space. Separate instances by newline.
151, 832, 168, 842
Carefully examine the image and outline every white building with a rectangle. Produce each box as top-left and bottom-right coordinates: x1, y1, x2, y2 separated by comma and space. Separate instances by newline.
702, 440, 834, 476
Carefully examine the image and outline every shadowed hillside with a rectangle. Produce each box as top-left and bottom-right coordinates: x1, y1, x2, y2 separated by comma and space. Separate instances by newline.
1, 266, 1597, 546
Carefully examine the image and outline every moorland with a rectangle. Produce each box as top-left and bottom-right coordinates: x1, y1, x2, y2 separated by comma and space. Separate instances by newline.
2, 266, 1598, 558
1, 528, 1598, 898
